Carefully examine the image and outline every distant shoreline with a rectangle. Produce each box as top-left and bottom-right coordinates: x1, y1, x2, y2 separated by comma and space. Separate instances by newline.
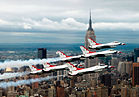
0, 43, 138, 53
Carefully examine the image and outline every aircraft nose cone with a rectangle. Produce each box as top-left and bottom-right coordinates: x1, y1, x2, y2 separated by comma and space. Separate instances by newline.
117, 51, 122, 53
122, 43, 126, 45
110, 66, 115, 68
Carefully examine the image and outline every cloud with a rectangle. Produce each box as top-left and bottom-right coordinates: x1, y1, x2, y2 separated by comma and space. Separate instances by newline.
0, 18, 87, 31
0, 0, 138, 43
0, 17, 139, 44
94, 22, 139, 31
0, 18, 139, 32
23, 23, 32, 29
0, 0, 139, 22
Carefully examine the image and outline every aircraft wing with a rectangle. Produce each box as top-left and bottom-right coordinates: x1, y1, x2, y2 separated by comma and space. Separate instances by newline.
77, 65, 107, 74
59, 55, 82, 62
83, 50, 118, 58
83, 52, 105, 58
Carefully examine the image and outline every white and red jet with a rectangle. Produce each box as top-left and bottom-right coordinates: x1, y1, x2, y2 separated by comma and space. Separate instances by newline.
88, 38, 125, 50
43, 62, 67, 72
66, 62, 114, 76
80, 46, 122, 58
29, 65, 42, 74
29, 63, 67, 73
44, 51, 84, 72
56, 51, 82, 66
56, 51, 82, 62
43, 51, 77, 72
31, 51, 80, 73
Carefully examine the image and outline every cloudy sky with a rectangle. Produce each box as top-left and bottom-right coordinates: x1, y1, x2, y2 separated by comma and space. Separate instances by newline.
0, 0, 139, 44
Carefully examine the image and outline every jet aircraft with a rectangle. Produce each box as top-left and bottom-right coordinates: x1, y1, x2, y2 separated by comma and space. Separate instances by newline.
56, 51, 82, 62
29, 65, 42, 74
88, 38, 125, 50
43, 62, 68, 72
66, 62, 114, 76
43, 51, 83, 72
80, 46, 122, 58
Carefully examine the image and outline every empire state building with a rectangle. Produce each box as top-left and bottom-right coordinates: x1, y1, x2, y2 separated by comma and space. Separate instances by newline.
85, 12, 96, 68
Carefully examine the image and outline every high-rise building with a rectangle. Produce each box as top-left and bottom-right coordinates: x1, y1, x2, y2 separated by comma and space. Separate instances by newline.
0, 88, 3, 97
56, 62, 65, 81
117, 61, 132, 76
84, 11, 98, 81
85, 11, 96, 68
100, 74, 111, 87
134, 48, 139, 62
132, 63, 139, 86
110, 57, 119, 67
121, 85, 130, 97
137, 57, 139, 62
56, 86, 65, 97
38, 48, 47, 59
130, 87, 139, 97
85, 11, 96, 48
96, 86, 108, 97
70, 76, 75, 87
48, 85, 56, 97
32, 75, 39, 89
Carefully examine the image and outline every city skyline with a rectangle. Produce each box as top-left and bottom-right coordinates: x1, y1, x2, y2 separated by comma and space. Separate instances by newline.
0, 1, 139, 97
0, 0, 139, 44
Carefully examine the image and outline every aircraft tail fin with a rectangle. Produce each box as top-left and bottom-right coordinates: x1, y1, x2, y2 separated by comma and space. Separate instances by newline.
80, 46, 94, 54
66, 62, 78, 71
88, 38, 96, 46
66, 62, 84, 71
88, 38, 101, 46
43, 62, 55, 68
56, 51, 70, 58
29, 65, 40, 71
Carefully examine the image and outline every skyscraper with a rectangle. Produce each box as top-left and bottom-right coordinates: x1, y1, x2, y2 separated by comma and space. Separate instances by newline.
38, 48, 47, 59
134, 48, 139, 62
84, 11, 98, 81
100, 74, 112, 87
132, 63, 139, 86
85, 12, 96, 68
85, 11, 96, 48
117, 61, 132, 76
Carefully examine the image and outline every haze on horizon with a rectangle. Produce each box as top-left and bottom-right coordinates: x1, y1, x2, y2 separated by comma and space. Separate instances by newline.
0, 0, 139, 44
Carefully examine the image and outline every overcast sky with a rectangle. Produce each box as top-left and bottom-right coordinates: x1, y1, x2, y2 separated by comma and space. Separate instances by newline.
0, 0, 139, 43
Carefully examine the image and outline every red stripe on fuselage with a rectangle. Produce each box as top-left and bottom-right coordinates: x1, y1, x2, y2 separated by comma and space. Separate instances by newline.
89, 38, 101, 45
68, 62, 84, 71
46, 63, 56, 67
32, 65, 42, 70
81, 46, 95, 53
59, 51, 71, 57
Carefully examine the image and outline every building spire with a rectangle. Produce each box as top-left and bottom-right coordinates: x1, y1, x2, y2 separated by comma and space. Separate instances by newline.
88, 10, 93, 31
